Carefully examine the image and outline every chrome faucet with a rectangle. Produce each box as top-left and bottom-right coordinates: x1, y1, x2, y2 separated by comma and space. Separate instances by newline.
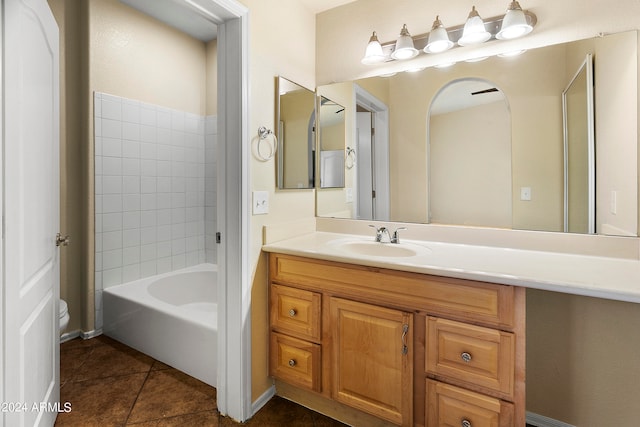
369, 225, 391, 243
391, 227, 407, 244
369, 225, 407, 244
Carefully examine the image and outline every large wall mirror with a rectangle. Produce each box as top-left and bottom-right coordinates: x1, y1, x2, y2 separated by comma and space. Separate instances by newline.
276, 76, 316, 189
316, 30, 638, 236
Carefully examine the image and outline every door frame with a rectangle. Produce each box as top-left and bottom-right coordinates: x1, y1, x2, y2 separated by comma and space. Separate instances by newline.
194, 0, 252, 421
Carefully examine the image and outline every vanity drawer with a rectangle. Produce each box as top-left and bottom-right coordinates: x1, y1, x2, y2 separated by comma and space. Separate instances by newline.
270, 332, 321, 392
426, 379, 514, 427
426, 317, 515, 398
270, 253, 515, 327
270, 284, 321, 341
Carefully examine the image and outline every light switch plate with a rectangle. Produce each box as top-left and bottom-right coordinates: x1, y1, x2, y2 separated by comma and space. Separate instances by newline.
252, 191, 269, 215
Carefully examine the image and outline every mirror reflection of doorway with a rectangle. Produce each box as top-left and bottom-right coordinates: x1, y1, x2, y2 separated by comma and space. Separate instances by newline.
429, 78, 512, 228
354, 85, 390, 221
563, 54, 595, 234
356, 108, 375, 219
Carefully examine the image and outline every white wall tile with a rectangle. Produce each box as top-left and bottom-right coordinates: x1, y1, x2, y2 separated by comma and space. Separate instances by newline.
122, 100, 140, 123
102, 231, 123, 251
140, 226, 157, 244
102, 118, 122, 138
95, 95, 216, 307
103, 176, 122, 194
123, 246, 141, 265
103, 249, 123, 270
140, 260, 157, 277
123, 158, 141, 176
123, 211, 141, 230
123, 141, 141, 158
157, 257, 172, 274
141, 194, 157, 211
103, 213, 123, 232
141, 159, 157, 176
157, 225, 172, 242
123, 229, 141, 248
123, 122, 140, 141
102, 98, 122, 121
122, 264, 141, 283
157, 240, 172, 257
122, 194, 141, 211
140, 243, 157, 262
140, 142, 156, 159
140, 106, 157, 126
102, 194, 123, 214
141, 177, 156, 193
123, 176, 140, 193
102, 157, 123, 176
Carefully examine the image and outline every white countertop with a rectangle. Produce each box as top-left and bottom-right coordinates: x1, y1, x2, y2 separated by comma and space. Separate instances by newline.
262, 231, 640, 303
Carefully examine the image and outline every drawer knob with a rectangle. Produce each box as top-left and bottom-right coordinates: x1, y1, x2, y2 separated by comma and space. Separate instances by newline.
461, 419, 472, 427
288, 309, 297, 317
461, 352, 472, 363
288, 359, 296, 367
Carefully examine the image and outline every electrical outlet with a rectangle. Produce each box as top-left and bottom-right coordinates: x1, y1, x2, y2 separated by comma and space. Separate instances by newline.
520, 187, 532, 201
252, 191, 269, 215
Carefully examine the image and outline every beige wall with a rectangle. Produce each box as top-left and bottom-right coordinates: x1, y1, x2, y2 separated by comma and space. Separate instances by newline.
49, 0, 90, 332
240, 0, 317, 401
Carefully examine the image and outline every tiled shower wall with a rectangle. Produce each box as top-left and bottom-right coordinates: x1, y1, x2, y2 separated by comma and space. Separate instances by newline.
94, 92, 217, 329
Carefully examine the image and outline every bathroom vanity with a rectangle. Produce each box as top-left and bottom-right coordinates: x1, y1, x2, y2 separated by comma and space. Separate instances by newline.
262, 222, 640, 426
268, 252, 525, 426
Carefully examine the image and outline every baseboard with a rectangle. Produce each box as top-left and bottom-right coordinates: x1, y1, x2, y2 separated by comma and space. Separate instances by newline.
526, 411, 576, 427
251, 385, 275, 416
60, 330, 81, 343
80, 329, 102, 340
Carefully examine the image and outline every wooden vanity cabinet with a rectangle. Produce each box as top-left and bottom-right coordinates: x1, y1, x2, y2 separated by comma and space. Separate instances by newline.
268, 253, 525, 427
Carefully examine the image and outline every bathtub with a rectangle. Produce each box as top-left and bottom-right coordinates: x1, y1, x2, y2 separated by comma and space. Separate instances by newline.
103, 264, 217, 387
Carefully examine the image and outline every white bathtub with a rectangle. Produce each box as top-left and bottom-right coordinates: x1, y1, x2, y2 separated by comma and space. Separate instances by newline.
103, 264, 217, 387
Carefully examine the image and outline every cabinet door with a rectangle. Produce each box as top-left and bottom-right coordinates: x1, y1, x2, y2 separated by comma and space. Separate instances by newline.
330, 297, 413, 426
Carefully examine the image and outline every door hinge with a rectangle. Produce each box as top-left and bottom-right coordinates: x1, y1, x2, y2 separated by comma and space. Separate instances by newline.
372, 190, 376, 198
216, 232, 221, 244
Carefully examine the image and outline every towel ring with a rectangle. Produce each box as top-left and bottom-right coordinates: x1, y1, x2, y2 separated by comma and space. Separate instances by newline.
256, 126, 277, 161
346, 146, 356, 169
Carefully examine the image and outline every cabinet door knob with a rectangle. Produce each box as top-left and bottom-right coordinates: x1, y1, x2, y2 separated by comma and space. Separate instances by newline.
288, 309, 297, 317
461, 419, 472, 427
461, 352, 472, 363
288, 359, 296, 367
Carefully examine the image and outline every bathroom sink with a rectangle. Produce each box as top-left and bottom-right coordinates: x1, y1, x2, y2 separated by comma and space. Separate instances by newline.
329, 239, 431, 258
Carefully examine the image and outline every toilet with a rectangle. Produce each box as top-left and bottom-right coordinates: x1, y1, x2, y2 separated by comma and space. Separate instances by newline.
59, 299, 70, 335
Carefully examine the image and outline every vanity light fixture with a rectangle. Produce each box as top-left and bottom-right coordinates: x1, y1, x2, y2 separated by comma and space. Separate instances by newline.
361, 31, 386, 64
424, 16, 454, 54
458, 6, 491, 46
359, 1, 536, 66
497, 1, 533, 40
391, 24, 419, 60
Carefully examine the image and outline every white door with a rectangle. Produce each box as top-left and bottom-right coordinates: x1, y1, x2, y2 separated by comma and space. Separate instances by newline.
2, 0, 60, 426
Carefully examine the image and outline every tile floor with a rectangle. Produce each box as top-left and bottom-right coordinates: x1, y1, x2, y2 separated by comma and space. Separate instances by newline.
56, 335, 346, 426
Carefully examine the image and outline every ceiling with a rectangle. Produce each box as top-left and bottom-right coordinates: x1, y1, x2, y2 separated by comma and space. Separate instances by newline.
120, 0, 357, 42
299, 0, 357, 13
